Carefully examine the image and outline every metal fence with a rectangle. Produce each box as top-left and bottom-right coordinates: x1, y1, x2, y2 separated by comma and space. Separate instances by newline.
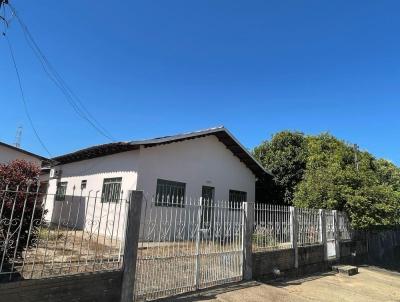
338, 211, 352, 241
253, 204, 292, 251
134, 195, 244, 301
297, 208, 321, 246
253, 205, 352, 251
0, 184, 128, 282
1, 181, 356, 301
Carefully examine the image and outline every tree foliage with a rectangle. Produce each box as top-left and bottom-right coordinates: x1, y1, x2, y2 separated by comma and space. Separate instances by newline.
253, 132, 400, 228
253, 131, 307, 204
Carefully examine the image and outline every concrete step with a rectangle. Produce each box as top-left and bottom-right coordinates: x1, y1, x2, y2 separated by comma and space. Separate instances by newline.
332, 265, 359, 276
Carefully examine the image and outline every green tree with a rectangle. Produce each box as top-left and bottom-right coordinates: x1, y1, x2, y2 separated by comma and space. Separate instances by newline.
293, 133, 400, 228
374, 159, 400, 191
254, 130, 400, 228
253, 131, 307, 204
346, 185, 400, 228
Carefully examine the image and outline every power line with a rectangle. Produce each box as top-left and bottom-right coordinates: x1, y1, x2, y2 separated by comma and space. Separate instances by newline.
4, 34, 52, 157
7, 3, 116, 141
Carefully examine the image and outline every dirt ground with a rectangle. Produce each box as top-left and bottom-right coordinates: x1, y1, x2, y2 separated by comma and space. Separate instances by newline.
166, 266, 400, 302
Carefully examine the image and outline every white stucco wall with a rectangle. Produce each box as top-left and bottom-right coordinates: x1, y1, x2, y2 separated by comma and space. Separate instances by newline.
47, 150, 140, 198
137, 135, 256, 202
46, 150, 140, 238
0, 144, 43, 166
136, 135, 256, 240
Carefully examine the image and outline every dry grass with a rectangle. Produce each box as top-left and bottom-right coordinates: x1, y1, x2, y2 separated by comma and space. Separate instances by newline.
11, 227, 123, 279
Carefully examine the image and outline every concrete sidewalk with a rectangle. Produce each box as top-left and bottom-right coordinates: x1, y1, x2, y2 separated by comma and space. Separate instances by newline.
163, 267, 400, 302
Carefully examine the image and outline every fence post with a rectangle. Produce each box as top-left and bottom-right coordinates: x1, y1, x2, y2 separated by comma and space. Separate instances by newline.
194, 197, 202, 289
333, 210, 340, 260
120, 190, 143, 302
242, 201, 254, 280
319, 209, 328, 261
290, 206, 299, 269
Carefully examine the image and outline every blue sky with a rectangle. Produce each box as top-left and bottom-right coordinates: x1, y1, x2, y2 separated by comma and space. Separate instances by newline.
1, 1, 399, 163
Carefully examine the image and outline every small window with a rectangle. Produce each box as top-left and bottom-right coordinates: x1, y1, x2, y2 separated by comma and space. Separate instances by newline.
156, 179, 186, 207
81, 180, 87, 190
229, 190, 247, 207
101, 177, 122, 203
55, 182, 68, 201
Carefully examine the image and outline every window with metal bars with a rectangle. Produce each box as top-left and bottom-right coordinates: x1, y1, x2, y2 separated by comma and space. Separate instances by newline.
101, 177, 122, 203
229, 189, 247, 207
55, 182, 67, 201
155, 179, 186, 207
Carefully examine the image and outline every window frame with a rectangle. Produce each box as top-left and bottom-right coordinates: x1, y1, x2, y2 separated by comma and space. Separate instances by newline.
155, 179, 186, 207
101, 177, 122, 203
55, 182, 68, 201
228, 189, 247, 208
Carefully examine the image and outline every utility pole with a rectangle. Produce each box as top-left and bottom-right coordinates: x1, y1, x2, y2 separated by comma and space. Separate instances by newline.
353, 144, 359, 172
15, 125, 22, 148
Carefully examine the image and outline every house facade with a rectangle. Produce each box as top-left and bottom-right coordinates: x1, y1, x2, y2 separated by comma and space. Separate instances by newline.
0, 141, 47, 166
45, 127, 271, 239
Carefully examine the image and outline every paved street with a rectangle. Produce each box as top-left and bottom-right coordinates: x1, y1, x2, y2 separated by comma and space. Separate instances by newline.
166, 267, 400, 302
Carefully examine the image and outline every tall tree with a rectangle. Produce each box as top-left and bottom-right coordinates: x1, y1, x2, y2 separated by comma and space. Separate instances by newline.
254, 131, 400, 228
293, 133, 400, 228
253, 131, 307, 204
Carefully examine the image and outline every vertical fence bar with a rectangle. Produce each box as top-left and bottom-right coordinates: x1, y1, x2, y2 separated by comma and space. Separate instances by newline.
120, 190, 143, 302
333, 210, 340, 260
290, 206, 299, 269
194, 197, 202, 289
319, 209, 328, 261
242, 201, 254, 280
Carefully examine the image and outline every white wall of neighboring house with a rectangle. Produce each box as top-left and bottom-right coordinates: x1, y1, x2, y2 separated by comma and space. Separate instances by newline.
0, 144, 43, 166
46, 135, 257, 240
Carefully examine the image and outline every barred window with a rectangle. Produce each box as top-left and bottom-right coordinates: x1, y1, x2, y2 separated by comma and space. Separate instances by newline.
55, 182, 67, 201
229, 190, 247, 207
101, 177, 122, 203
156, 179, 185, 207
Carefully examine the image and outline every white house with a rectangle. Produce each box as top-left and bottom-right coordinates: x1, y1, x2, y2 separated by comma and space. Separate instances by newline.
0, 141, 47, 166
45, 127, 271, 239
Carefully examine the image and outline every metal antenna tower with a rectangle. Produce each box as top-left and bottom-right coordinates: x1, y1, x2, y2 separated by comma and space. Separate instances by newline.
15, 125, 22, 148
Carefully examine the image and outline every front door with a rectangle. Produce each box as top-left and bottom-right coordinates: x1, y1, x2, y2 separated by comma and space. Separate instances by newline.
201, 186, 214, 229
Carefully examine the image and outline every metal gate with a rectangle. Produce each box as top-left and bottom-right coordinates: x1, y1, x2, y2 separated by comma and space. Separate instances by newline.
134, 195, 244, 301
325, 210, 337, 259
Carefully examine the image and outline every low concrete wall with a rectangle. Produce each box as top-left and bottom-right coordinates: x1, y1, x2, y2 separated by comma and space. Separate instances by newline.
252, 245, 327, 279
253, 229, 400, 280
298, 244, 324, 266
252, 248, 294, 278
339, 240, 368, 265
253, 243, 364, 279
0, 270, 122, 302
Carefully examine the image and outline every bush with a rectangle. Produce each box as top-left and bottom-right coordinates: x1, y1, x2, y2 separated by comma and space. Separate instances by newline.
0, 160, 46, 269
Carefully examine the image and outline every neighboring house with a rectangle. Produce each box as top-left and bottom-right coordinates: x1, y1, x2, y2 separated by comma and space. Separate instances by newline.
0, 141, 50, 185
0, 141, 47, 166
45, 127, 272, 238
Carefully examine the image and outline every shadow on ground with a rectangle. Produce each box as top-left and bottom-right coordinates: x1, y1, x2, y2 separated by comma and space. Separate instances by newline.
258, 271, 336, 287
157, 265, 400, 302
158, 281, 262, 302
